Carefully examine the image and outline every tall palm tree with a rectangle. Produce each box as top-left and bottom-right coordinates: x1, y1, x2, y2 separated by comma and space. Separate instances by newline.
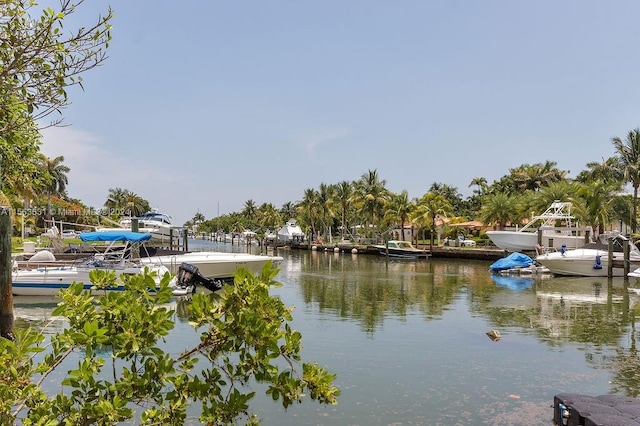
42, 155, 70, 220
384, 190, 415, 241
468, 176, 488, 196
297, 188, 321, 242
354, 169, 389, 236
241, 199, 258, 221
334, 180, 354, 239
612, 128, 640, 233
414, 192, 453, 252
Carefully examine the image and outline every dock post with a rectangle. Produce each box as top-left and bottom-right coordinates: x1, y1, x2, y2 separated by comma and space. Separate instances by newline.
608, 239, 614, 278
0, 205, 13, 340
624, 239, 630, 278
182, 229, 188, 252
537, 229, 543, 246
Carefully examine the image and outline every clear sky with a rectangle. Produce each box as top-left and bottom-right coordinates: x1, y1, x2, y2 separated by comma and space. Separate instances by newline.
38, 0, 640, 226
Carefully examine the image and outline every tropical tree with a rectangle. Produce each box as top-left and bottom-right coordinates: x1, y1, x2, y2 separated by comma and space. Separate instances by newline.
414, 192, 453, 251
42, 155, 69, 220
575, 157, 624, 186
1, 267, 340, 424
103, 188, 150, 218
612, 128, 640, 233
257, 202, 282, 233
280, 201, 297, 221
468, 176, 488, 196
577, 180, 621, 235
0, 0, 113, 133
334, 180, 355, 240
297, 188, 321, 242
0, 99, 45, 203
383, 190, 415, 241
354, 169, 389, 236
509, 161, 567, 192
241, 199, 258, 224
480, 192, 520, 231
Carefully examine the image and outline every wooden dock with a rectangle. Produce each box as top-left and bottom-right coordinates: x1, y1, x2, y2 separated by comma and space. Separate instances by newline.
288, 242, 508, 261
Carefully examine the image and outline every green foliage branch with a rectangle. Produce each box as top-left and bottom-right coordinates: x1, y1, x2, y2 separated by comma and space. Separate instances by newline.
0, 264, 340, 425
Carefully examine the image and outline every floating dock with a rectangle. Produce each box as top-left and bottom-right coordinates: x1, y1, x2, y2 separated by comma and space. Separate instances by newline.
554, 393, 640, 425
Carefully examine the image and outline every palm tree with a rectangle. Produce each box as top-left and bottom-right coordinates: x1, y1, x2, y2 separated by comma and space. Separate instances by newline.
468, 176, 487, 196
280, 201, 297, 221
297, 188, 321, 242
612, 128, 640, 233
575, 157, 624, 185
241, 199, 258, 221
414, 192, 453, 252
42, 155, 70, 220
354, 169, 389, 236
480, 192, 519, 231
334, 180, 354, 239
383, 190, 415, 241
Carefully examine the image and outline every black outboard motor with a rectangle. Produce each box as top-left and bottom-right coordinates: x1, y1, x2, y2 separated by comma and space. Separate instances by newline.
176, 262, 224, 293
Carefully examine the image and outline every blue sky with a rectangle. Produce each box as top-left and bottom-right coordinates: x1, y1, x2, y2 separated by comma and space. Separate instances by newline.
39, 0, 640, 225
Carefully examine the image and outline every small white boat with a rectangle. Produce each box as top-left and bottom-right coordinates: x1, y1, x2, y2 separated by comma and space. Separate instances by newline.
12, 231, 176, 296
372, 240, 429, 259
138, 250, 284, 280
537, 234, 640, 277
486, 201, 593, 252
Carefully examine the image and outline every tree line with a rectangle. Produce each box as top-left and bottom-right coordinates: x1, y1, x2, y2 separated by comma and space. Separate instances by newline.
191, 130, 640, 248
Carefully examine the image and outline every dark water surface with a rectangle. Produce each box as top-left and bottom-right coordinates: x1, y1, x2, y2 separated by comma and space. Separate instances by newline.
13, 240, 640, 425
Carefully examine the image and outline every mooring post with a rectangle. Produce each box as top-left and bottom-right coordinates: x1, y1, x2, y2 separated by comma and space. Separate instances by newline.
624, 238, 630, 278
0, 205, 13, 340
182, 228, 188, 252
608, 238, 614, 278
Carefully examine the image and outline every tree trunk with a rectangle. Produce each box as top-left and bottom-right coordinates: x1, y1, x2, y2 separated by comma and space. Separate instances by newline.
0, 206, 13, 340
634, 185, 638, 234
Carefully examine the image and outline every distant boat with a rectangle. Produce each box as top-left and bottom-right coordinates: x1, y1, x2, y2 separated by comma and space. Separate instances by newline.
486, 201, 593, 252
372, 240, 429, 259
96, 210, 181, 243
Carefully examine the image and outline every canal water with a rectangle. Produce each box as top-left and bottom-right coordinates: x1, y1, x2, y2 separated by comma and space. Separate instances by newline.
12, 240, 640, 425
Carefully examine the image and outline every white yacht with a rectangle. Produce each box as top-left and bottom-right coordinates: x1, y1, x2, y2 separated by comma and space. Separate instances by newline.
486, 201, 593, 252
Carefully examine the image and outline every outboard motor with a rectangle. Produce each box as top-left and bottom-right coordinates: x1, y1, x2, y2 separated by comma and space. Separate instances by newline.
176, 262, 224, 293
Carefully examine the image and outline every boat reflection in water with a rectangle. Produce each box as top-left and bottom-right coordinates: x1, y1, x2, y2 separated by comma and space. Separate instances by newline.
490, 274, 535, 291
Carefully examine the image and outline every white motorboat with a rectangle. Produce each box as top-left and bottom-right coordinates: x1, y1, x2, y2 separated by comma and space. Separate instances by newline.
486, 201, 593, 252
95, 211, 181, 243
372, 240, 429, 259
138, 250, 284, 281
536, 234, 640, 277
12, 231, 176, 296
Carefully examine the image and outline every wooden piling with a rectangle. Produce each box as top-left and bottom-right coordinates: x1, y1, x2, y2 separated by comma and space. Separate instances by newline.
0, 206, 13, 340
608, 238, 614, 278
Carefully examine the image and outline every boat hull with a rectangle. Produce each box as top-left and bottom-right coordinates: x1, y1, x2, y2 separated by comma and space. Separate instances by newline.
139, 252, 284, 280
486, 230, 588, 252
12, 265, 172, 296
373, 246, 429, 259
536, 249, 623, 277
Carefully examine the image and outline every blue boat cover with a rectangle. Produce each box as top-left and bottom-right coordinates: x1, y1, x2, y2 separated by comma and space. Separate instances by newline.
489, 252, 534, 271
79, 231, 152, 243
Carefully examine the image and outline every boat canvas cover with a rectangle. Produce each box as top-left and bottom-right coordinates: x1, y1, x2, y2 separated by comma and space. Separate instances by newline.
80, 231, 152, 243
489, 252, 534, 271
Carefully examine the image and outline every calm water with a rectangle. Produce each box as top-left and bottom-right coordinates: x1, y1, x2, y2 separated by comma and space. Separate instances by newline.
13, 240, 640, 425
